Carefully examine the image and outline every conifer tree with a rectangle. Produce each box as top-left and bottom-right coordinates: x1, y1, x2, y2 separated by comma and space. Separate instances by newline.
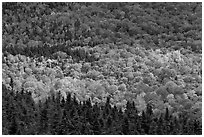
99, 118, 104, 128
122, 116, 130, 135
126, 100, 132, 110
148, 120, 158, 134
66, 92, 72, 104
157, 115, 164, 135
9, 117, 19, 135
106, 116, 112, 128
193, 120, 202, 135
59, 110, 70, 135
165, 107, 169, 121
146, 103, 153, 116
172, 117, 182, 135
105, 97, 111, 116
141, 110, 150, 134
60, 96, 66, 108
39, 101, 49, 134
92, 118, 101, 134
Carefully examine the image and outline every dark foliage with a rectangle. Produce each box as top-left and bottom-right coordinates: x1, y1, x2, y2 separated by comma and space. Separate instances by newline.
2, 84, 202, 135
2, 2, 202, 61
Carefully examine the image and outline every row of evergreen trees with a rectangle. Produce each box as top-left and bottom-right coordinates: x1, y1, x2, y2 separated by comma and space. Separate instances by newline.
3, 42, 99, 63
2, 84, 202, 135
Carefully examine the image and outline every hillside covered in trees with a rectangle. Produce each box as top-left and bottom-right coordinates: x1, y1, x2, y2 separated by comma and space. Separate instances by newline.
2, 2, 202, 135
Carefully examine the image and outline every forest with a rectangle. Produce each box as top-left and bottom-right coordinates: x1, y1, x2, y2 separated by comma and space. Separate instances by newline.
2, 2, 202, 135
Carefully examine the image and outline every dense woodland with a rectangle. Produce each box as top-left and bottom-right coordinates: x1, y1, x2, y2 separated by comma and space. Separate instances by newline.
2, 2, 202, 135
2, 84, 202, 135
2, 2, 202, 54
